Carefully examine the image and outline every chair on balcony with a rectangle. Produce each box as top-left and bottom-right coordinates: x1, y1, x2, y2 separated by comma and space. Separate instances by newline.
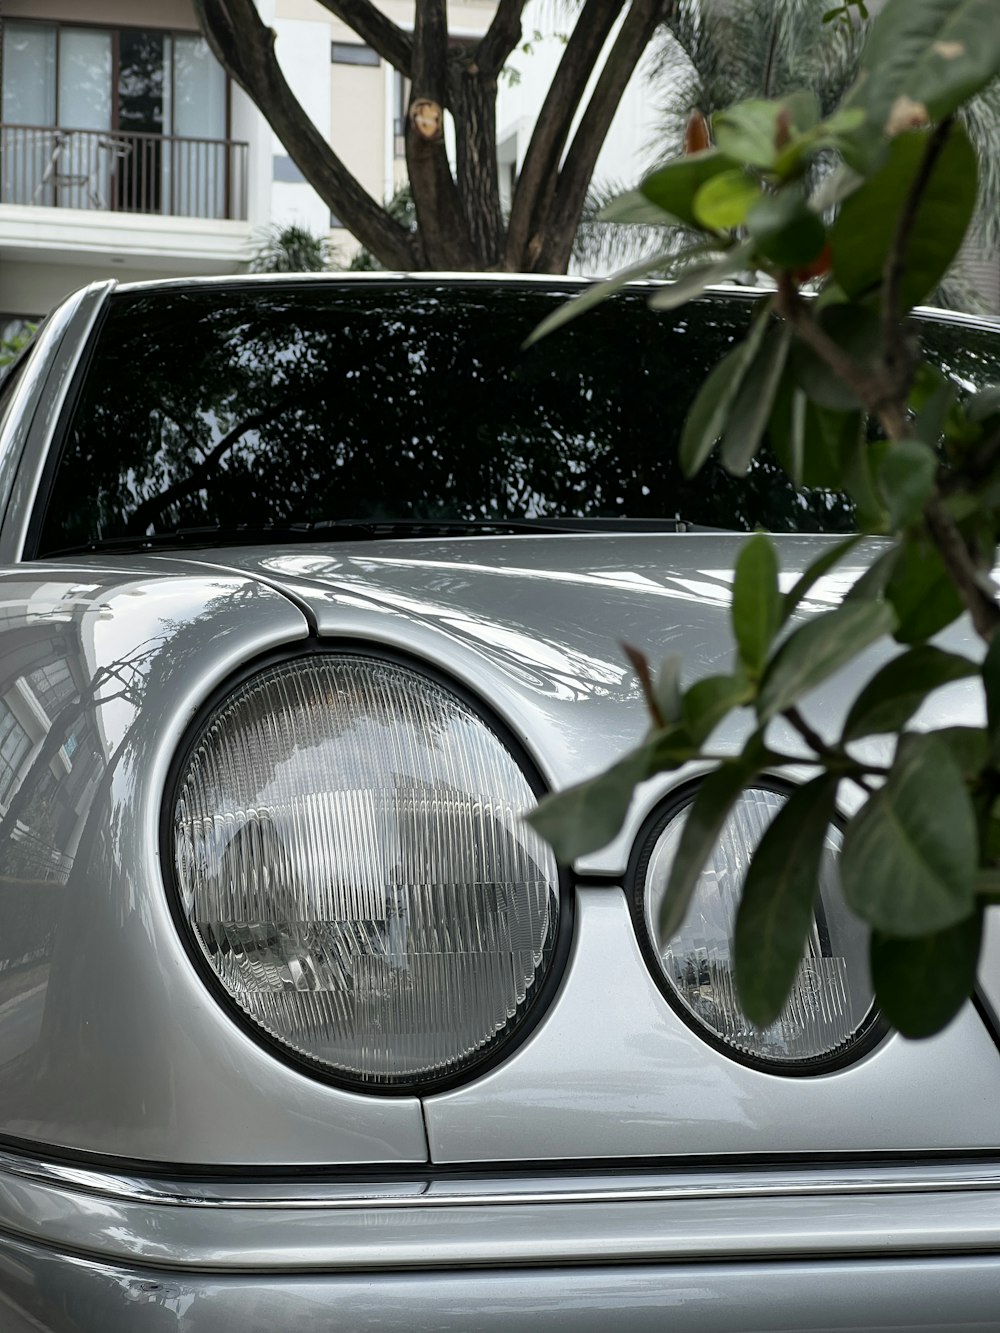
33, 130, 132, 210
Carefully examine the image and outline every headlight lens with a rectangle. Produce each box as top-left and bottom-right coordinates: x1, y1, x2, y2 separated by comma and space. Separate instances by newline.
635, 787, 879, 1071
171, 653, 561, 1090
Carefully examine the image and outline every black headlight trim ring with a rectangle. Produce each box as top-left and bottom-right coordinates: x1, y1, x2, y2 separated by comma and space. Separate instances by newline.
160, 638, 575, 1100
625, 776, 888, 1078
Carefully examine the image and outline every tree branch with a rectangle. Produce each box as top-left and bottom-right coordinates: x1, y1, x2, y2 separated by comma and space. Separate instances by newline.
923, 497, 1000, 641
504, 0, 626, 270
407, 0, 476, 267
775, 271, 907, 438
314, 0, 413, 74
194, 0, 416, 268
539, 0, 665, 273
476, 0, 527, 78
881, 118, 954, 365
785, 706, 838, 763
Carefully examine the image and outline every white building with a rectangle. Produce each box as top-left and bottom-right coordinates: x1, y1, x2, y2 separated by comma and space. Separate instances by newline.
0, 0, 667, 333
0, 0, 495, 329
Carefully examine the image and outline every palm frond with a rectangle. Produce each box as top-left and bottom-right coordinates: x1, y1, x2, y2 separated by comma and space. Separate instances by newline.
247, 223, 337, 273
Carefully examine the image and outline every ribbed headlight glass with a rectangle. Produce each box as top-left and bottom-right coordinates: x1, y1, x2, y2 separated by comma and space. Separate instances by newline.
171, 654, 561, 1089
638, 787, 878, 1071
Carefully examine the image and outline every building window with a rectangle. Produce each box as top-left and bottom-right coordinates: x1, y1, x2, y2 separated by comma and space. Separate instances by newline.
0, 20, 232, 219
27, 661, 74, 717
393, 69, 410, 158
331, 43, 379, 66
0, 701, 31, 807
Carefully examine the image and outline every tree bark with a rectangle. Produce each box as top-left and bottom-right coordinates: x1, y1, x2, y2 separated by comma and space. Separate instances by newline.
195, 0, 416, 269
539, 0, 667, 273
314, 0, 412, 75
503, 0, 626, 271
452, 66, 505, 268
406, 0, 477, 269
475, 0, 526, 79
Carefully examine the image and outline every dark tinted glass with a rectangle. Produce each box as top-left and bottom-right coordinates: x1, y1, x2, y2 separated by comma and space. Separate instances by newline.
42, 281, 995, 554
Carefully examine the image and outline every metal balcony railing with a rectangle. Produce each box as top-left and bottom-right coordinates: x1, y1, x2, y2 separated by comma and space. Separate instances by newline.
0, 123, 248, 222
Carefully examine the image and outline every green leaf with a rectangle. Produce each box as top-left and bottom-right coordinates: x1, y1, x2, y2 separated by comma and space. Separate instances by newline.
654, 655, 684, 727
846, 0, 1000, 133
843, 434, 890, 533
659, 743, 765, 938
528, 725, 698, 862
842, 732, 977, 936
712, 100, 783, 168
746, 192, 827, 268
981, 633, 1000, 764
722, 326, 792, 476
829, 123, 978, 309
693, 170, 764, 230
844, 544, 901, 602
678, 303, 770, 475
870, 912, 982, 1038
790, 303, 881, 411
935, 725, 988, 779
884, 537, 964, 643
878, 439, 938, 529
598, 189, 673, 225
732, 533, 781, 678
783, 91, 822, 135
682, 672, 753, 746
842, 645, 978, 742
647, 242, 756, 312
769, 383, 860, 490
910, 365, 957, 444
780, 534, 864, 625
640, 149, 740, 229
968, 385, 1000, 426
523, 248, 688, 347
757, 599, 896, 721
734, 774, 842, 1027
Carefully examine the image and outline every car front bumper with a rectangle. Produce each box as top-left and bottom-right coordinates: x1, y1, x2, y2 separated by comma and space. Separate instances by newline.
1, 1148, 999, 1331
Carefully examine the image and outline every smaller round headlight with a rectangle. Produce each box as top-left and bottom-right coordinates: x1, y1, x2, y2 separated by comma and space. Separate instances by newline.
632, 786, 881, 1072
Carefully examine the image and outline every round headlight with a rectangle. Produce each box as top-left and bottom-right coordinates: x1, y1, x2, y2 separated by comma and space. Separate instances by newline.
170, 652, 562, 1091
632, 786, 881, 1073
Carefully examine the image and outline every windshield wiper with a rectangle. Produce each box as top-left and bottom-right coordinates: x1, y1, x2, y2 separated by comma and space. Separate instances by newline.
43, 515, 693, 558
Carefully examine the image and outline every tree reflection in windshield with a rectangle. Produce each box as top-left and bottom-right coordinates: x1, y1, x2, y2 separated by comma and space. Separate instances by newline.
42, 279, 950, 553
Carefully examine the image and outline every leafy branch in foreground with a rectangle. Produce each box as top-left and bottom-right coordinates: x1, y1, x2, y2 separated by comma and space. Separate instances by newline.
528, 0, 1000, 1040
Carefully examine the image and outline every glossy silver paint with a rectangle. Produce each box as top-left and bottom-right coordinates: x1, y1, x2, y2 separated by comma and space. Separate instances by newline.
425, 888, 1000, 1161
198, 533, 985, 869
3, 1246, 999, 1333
0, 563, 426, 1164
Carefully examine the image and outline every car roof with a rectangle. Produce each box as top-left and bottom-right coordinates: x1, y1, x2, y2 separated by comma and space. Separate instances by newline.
108, 271, 1000, 335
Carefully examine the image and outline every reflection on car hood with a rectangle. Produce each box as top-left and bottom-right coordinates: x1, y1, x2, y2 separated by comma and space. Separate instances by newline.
159, 532, 981, 874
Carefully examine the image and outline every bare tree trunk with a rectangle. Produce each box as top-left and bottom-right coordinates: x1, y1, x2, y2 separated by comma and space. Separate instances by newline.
449, 0, 526, 269
314, 0, 413, 75
452, 70, 505, 268
196, 0, 665, 275
194, 0, 416, 269
503, 0, 626, 271
540, 0, 668, 273
407, 0, 477, 269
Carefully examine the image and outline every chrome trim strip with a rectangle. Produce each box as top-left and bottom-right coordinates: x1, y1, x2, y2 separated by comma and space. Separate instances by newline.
1, 1149, 998, 1211
4, 279, 114, 563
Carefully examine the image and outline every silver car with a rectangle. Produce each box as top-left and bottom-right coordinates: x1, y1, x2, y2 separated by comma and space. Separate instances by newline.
0, 274, 997, 1331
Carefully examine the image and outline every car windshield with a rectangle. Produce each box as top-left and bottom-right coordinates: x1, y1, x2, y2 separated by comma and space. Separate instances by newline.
35, 280, 998, 554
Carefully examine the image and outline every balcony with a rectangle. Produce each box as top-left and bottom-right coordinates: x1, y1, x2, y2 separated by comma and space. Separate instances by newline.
0, 123, 248, 222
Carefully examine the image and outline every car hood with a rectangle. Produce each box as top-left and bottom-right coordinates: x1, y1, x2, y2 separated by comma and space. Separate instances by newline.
157, 531, 982, 874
